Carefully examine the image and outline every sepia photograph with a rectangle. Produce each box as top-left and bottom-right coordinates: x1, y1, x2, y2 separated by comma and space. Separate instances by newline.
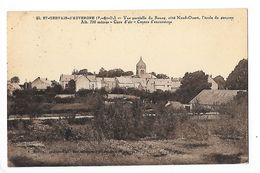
7, 9, 248, 166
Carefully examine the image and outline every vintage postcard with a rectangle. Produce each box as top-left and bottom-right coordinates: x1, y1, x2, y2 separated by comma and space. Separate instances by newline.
7, 9, 248, 166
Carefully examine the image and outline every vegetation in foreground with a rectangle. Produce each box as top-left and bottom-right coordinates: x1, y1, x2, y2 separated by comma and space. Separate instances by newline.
8, 92, 248, 166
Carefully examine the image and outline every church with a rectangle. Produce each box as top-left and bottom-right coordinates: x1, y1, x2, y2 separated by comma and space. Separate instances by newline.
135, 57, 157, 79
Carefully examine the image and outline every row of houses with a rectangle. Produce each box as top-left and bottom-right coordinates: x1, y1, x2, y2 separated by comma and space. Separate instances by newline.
59, 74, 182, 92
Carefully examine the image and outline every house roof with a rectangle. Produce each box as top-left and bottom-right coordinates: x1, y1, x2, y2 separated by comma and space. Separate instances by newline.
132, 77, 147, 86
103, 78, 116, 82
32, 77, 52, 85
116, 77, 133, 84
60, 74, 77, 82
96, 77, 103, 82
7, 81, 21, 90
140, 73, 156, 79
189, 89, 245, 105
75, 75, 86, 81
136, 57, 146, 67
86, 75, 96, 82
148, 78, 172, 86
75, 75, 97, 82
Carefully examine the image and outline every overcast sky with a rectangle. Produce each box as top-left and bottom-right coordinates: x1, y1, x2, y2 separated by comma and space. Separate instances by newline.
8, 9, 247, 83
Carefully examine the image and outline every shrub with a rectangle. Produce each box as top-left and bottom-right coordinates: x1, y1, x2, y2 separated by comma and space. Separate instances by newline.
93, 98, 146, 140
152, 107, 188, 139
54, 97, 75, 103
214, 91, 248, 153
77, 89, 93, 97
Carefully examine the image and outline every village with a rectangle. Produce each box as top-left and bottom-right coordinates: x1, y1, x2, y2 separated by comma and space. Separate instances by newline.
7, 57, 244, 113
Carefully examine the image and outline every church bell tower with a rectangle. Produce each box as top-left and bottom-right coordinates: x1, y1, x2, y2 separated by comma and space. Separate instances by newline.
136, 56, 146, 77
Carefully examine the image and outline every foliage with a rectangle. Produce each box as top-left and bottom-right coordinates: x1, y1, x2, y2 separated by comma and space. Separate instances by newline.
93, 99, 146, 140
9, 87, 60, 115
97, 67, 134, 77
94, 87, 108, 96
225, 59, 248, 90
110, 87, 178, 103
77, 88, 108, 97
92, 98, 189, 140
214, 75, 226, 89
11, 76, 20, 83
72, 69, 93, 75
156, 73, 170, 79
111, 87, 127, 94
175, 70, 211, 104
149, 72, 169, 79
65, 80, 76, 94
215, 91, 248, 152
54, 97, 75, 103
191, 99, 211, 114
77, 89, 94, 97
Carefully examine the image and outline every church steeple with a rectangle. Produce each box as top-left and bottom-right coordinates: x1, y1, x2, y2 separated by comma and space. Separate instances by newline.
136, 56, 146, 77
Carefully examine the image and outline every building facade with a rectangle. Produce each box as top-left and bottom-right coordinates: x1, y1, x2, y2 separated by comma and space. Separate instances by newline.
31, 77, 52, 90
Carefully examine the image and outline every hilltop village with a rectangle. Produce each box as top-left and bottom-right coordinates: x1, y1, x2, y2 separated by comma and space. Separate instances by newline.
11, 57, 218, 93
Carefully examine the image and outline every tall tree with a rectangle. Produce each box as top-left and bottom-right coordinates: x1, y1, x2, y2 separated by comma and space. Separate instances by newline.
97, 68, 133, 77
123, 71, 134, 76
151, 72, 157, 77
78, 69, 89, 76
176, 71, 211, 103
156, 73, 170, 79
67, 80, 76, 93
10, 76, 20, 83
225, 59, 248, 90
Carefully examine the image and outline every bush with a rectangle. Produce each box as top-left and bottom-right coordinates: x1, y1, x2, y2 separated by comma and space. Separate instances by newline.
93, 98, 146, 140
214, 91, 248, 152
152, 107, 188, 139
54, 97, 75, 103
191, 99, 211, 114
77, 89, 93, 97
92, 98, 188, 140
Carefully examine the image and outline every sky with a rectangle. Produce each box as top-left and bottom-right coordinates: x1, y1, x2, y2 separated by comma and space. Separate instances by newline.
7, 9, 247, 83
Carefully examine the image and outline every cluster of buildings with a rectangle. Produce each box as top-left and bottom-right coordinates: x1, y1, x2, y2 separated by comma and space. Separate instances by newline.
59, 57, 218, 92
58, 57, 184, 92
8, 57, 247, 113
8, 57, 219, 95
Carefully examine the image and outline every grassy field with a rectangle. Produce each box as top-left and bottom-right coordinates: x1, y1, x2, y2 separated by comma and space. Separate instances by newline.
8, 115, 248, 166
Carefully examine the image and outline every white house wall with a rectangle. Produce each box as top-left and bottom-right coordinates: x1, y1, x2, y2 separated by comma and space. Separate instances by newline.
76, 76, 90, 91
